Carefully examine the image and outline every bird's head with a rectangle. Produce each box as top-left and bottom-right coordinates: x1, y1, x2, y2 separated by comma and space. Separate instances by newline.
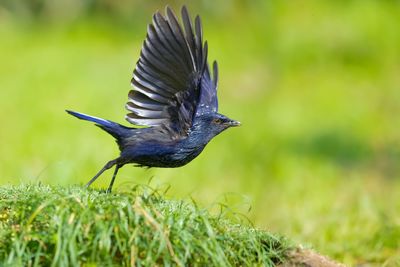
209, 113, 241, 129
192, 113, 240, 141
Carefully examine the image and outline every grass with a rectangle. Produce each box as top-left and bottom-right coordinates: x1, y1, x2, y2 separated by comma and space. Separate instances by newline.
0, 184, 289, 266
1, 1, 400, 265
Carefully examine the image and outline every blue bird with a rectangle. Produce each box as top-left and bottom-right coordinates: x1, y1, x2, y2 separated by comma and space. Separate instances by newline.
67, 6, 240, 193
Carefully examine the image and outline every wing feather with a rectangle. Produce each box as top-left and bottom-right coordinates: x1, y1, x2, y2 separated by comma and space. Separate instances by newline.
181, 6, 196, 61
126, 113, 167, 126
126, 102, 166, 118
142, 39, 185, 85
128, 91, 164, 110
213, 60, 219, 87
132, 70, 173, 98
126, 6, 218, 137
130, 81, 170, 104
135, 64, 178, 94
194, 16, 203, 71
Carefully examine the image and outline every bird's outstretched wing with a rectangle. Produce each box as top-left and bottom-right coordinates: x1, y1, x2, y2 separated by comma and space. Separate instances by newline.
126, 6, 218, 138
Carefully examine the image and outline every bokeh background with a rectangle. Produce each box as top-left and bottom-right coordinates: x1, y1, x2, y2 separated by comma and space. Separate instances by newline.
1, 0, 399, 265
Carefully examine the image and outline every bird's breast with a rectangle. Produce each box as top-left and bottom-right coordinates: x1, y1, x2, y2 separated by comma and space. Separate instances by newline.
120, 139, 206, 168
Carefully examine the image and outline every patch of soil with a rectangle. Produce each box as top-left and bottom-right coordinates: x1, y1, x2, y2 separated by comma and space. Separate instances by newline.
280, 248, 345, 267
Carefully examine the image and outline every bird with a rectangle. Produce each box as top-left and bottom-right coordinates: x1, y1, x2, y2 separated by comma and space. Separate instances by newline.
67, 6, 240, 193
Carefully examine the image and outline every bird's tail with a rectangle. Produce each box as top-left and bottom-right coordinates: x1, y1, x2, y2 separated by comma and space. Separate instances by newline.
66, 110, 131, 140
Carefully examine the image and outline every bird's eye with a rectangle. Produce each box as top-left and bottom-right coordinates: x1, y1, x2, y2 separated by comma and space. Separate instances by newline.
212, 118, 222, 124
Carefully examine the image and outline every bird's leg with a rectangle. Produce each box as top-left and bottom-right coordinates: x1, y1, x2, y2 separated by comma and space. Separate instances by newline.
106, 164, 121, 194
85, 159, 117, 189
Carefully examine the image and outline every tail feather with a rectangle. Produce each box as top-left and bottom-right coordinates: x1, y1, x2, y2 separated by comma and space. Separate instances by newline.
66, 110, 114, 127
66, 110, 131, 140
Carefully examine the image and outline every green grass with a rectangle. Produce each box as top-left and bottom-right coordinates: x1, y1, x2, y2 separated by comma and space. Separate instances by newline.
0, 184, 289, 266
1, 1, 400, 265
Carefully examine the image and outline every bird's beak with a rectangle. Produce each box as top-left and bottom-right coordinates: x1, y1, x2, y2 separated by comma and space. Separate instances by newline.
227, 119, 241, 127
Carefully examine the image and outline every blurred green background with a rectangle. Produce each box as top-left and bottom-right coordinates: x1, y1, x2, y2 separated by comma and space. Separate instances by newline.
1, 0, 399, 265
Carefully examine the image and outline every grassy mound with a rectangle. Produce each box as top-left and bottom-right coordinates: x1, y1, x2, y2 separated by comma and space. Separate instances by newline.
0, 184, 290, 266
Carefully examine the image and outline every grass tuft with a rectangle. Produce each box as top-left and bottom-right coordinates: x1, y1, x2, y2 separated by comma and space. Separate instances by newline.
0, 184, 290, 266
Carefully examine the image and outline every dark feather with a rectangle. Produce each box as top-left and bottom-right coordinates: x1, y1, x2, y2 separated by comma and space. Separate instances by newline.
181, 6, 196, 60
126, 6, 218, 138
126, 113, 167, 126
194, 16, 203, 70
128, 91, 164, 110
213, 61, 219, 87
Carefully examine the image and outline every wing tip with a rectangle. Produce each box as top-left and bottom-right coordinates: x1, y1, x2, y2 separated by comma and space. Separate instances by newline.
165, 5, 174, 15
153, 11, 164, 23
195, 15, 202, 29
213, 60, 219, 87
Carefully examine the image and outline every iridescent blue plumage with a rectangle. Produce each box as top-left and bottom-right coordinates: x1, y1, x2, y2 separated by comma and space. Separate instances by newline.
67, 6, 239, 192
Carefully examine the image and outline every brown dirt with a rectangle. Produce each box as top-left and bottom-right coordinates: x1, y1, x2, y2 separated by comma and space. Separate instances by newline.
280, 248, 346, 267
